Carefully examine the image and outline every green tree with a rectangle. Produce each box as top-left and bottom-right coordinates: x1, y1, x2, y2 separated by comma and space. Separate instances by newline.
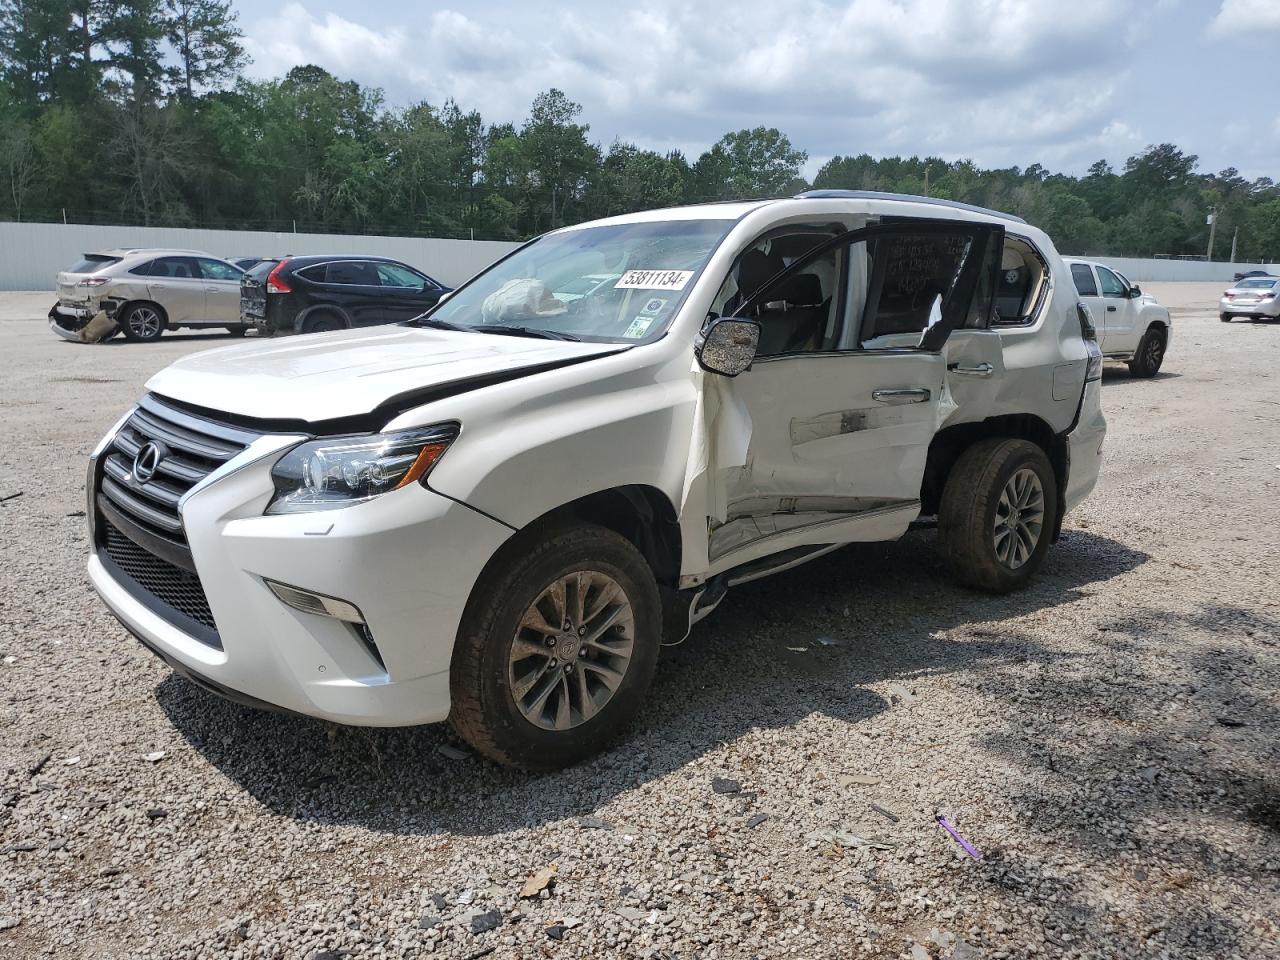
694, 127, 807, 200
164, 0, 244, 98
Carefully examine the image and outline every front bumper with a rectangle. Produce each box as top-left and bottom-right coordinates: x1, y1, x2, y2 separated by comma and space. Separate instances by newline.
89, 430, 513, 726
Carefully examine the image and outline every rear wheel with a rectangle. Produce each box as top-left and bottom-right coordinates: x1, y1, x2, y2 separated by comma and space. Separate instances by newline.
1127, 326, 1166, 378
449, 524, 661, 769
938, 438, 1058, 593
301, 312, 344, 334
1220, 313, 1232, 322
120, 303, 165, 342
225, 326, 248, 336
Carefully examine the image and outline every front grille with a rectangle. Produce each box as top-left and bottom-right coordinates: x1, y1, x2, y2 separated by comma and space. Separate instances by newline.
99, 396, 258, 547
94, 395, 262, 648
102, 521, 220, 645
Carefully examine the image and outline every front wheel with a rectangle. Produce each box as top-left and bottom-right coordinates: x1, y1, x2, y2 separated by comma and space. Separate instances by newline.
938, 438, 1058, 593
119, 304, 165, 342
1127, 326, 1167, 378
449, 524, 662, 769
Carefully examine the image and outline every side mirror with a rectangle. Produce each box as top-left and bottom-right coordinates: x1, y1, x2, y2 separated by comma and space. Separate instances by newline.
695, 317, 760, 377
1129, 285, 1142, 299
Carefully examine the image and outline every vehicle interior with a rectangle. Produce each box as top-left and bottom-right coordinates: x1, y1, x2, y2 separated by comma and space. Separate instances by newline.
716, 224, 1016, 354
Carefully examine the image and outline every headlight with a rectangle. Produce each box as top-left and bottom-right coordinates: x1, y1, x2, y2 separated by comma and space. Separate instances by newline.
266, 423, 458, 515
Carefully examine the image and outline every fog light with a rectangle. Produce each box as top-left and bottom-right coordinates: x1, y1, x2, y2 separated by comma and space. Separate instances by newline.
265, 579, 365, 624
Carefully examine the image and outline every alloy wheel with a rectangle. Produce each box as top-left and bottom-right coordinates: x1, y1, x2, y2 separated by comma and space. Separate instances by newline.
129, 307, 162, 338
993, 467, 1045, 570
507, 570, 635, 731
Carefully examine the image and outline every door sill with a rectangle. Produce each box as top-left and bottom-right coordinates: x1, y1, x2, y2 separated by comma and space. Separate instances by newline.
705, 501, 919, 578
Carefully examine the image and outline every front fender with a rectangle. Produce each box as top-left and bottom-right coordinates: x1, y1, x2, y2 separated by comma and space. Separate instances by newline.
390, 348, 700, 532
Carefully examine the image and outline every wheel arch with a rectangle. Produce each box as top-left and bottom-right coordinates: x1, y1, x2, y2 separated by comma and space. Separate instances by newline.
295, 303, 352, 333
923, 413, 1068, 540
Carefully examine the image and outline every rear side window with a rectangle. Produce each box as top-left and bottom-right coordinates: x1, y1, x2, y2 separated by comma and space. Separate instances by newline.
1070, 263, 1098, 297
325, 261, 380, 285
150, 256, 200, 279
69, 255, 120, 273
128, 260, 156, 277
296, 265, 326, 282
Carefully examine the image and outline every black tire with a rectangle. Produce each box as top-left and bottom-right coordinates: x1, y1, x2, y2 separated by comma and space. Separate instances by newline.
119, 303, 166, 342
1127, 326, 1166, 378
449, 524, 661, 770
1220, 313, 1232, 322
938, 437, 1059, 594
225, 326, 248, 336
301, 312, 344, 334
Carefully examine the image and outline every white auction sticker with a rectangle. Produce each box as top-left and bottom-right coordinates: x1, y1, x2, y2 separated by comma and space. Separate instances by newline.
615, 269, 693, 291
622, 315, 656, 339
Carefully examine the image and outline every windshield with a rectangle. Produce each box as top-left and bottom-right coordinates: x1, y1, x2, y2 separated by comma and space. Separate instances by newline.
421, 219, 735, 343
1236, 278, 1277, 289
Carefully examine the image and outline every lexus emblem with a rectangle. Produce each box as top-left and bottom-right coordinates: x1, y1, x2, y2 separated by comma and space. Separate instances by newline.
132, 441, 164, 483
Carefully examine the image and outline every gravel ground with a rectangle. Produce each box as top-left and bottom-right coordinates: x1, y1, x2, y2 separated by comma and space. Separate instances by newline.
1, 284, 1277, 959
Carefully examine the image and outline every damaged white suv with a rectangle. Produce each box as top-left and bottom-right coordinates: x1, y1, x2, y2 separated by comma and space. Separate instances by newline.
86, 192, 1106, 768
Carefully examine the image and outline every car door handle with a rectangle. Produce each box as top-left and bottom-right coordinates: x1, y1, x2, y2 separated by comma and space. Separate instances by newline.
872, 388, 931, 405
948, 362, 994, 378
1106, 306, 1117, 312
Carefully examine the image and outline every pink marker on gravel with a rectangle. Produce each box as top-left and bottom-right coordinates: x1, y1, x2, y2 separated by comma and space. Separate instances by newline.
936, 814, 982, 860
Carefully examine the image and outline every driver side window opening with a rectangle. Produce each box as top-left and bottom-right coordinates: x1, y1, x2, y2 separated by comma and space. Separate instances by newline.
1096, 265, 1128, 298
722, 224, 1000, 356
712, 228, 843, 357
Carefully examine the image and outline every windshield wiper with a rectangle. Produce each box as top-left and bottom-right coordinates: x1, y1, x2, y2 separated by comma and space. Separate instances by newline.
469, 324, 581, 342
408, 315, 467, 331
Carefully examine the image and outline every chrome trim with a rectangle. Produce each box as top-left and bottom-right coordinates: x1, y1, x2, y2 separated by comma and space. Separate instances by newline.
949, 362, 994, 378
872, 387, 931, 404
137, 394, 262, 447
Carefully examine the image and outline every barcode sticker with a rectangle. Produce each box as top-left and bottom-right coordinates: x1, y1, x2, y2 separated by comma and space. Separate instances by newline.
615, 269, 693, 291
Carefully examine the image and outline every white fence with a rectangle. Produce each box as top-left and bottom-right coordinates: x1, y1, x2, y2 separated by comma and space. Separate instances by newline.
1072, 256, 1279, 283
0, 222, 520, 291
0, 220, 1275, 291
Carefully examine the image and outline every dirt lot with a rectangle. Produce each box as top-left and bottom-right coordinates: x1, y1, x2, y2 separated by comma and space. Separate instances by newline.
1, 284, 1277, 959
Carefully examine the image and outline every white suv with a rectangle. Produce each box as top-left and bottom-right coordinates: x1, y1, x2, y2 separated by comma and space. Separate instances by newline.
86, 192, 1106, 768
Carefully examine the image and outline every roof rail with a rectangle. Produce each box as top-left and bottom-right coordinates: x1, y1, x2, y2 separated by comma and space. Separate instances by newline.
794, 189, 1026, 224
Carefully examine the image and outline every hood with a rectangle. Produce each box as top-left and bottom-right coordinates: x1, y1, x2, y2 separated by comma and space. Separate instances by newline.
146, 325, 627, 424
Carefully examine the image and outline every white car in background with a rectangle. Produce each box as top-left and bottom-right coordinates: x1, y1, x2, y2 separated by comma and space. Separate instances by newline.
49, 248, 248, 342
1065, 258, 1171, 377
85, 192, 1106, 769
1219, 276, 1280, 323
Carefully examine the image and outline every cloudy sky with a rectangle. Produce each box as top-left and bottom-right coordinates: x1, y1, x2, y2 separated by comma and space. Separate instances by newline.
234, 0, 1280, 181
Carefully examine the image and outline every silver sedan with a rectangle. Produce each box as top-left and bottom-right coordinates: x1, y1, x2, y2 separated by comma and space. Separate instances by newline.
1220, 276, 1280, 322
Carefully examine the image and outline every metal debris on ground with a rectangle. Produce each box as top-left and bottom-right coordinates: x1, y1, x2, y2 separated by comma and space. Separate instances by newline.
935, 814, 982, 860
869, 803, 899, 823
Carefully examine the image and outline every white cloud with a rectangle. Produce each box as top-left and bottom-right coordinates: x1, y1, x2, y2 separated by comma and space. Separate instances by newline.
238, 0, 1172, 172
1211, 0, 1280, 34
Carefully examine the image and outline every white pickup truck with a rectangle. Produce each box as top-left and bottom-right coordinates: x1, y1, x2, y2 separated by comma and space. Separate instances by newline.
1064, 258, 1171, 377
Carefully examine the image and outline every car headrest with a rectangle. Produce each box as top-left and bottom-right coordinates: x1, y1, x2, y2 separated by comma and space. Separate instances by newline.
737, 248, 785, 299
769, 273, 824, 306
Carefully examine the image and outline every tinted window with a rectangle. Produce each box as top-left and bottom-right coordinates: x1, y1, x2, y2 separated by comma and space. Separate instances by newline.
325, 261, 380, 285
1096, 265, 1127, 297
151, 256, 200, 279
1070, 263, 1098, 297
858, 232, 978, 345
247, 260, 279, 280
128, 260, 156, 277
376, 262, 425, 287
198, 258, 242, 281
1237, 278, 1278, 289
296, 265, 327, 282
69, 255, 121, 273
